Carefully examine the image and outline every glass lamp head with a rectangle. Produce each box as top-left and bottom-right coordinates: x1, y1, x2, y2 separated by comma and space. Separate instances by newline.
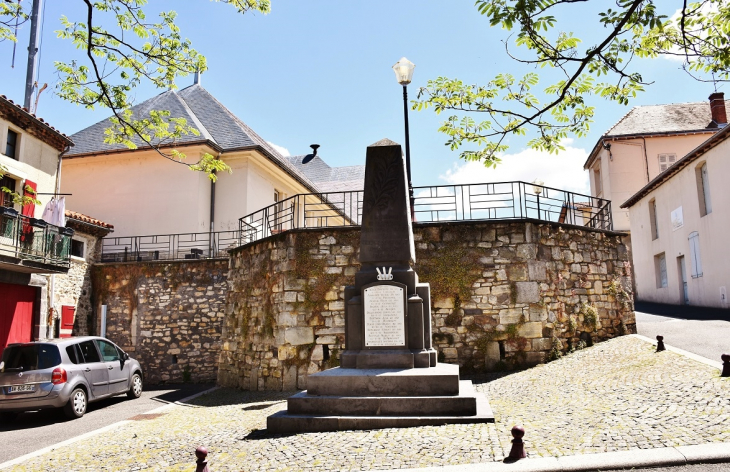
532, 179, 544, 195
392, 57, 415, 85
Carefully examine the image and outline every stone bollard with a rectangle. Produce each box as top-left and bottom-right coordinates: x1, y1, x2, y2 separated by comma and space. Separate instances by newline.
722, 354, 730, 378
507, 425, 527, 461
656, 335, 666, 352
195, 446, 210, 472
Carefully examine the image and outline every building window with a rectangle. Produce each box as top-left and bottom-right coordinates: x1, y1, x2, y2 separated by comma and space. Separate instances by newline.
654, 253, 668, 288
688, 231, 703, 278
649, 198, 659, 240
658, 153, 677, 172
696, 162, 712, 216
5, 130, 18, 160
593, 166, 602, 195
0, 175, 16, 208
70, 239, 85, 259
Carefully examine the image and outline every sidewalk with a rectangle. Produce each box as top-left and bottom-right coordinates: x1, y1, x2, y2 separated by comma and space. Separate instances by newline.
3, 335, 729, 471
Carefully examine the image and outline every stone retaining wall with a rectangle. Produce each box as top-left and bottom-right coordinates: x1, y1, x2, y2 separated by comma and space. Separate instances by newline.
92, 259, 228, 384
218, 221, 635, 391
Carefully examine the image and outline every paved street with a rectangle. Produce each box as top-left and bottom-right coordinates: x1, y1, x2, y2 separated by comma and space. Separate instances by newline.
0, 383, 212, 463
635, 301, 730, 362
6, 335, 728, 471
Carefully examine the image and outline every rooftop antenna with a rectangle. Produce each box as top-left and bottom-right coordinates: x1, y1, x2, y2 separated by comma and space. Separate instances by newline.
302, 144, 320, 164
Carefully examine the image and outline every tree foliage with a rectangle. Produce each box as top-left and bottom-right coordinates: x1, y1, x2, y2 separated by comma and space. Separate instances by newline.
2, 0, 271, 184
415, 0, 730, 167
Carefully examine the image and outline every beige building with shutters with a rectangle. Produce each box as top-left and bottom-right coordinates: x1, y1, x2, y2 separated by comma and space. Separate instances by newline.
622, 120, 729, 309
584, 93, 729, 233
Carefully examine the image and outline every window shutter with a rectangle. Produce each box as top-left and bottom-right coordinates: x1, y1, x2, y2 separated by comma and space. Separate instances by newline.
658, 154, 677, 172
701, 163, 712, 214
659, 255, 668, 287
689, 232, 703, 277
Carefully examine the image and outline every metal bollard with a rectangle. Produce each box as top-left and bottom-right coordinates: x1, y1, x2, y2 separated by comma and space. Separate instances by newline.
507, 425, 527, 461
722, 354, 730, 378
195, 446, 210, 472
656, 335, 666, 352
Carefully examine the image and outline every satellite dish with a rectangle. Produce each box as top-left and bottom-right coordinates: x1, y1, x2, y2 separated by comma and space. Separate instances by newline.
302, 144, 320, 164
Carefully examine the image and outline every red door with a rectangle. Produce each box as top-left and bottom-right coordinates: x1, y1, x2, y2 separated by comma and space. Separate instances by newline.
60, 305, 76, 338
0, 283, 36, 353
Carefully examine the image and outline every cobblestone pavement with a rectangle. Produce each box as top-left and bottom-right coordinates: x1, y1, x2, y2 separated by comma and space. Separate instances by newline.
9, 336, 729, 471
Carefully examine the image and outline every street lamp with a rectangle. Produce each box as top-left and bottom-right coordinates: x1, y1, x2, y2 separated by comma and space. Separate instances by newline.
532, 179, 544, 220
392, 57, 416, 221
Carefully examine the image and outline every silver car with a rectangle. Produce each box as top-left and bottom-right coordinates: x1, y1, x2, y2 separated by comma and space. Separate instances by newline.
0, 336, 143, 420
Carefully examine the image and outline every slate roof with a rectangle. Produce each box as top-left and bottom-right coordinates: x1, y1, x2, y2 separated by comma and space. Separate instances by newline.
66, 84, 320, 191
605, 100, 730, 137
584, 99, 729, 169
287, 155, 365, 193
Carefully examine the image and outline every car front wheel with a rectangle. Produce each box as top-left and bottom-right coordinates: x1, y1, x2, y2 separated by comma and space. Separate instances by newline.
127, 373, 142, 399
63, 388, 87, 419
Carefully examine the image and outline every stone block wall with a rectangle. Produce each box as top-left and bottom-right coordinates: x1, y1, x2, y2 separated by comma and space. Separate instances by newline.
92, 259, 228, 384
218, 221, 635, 391
54, 231, 102, 336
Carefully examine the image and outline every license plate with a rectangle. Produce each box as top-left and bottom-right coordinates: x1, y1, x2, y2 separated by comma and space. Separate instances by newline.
7, 385, 35, 393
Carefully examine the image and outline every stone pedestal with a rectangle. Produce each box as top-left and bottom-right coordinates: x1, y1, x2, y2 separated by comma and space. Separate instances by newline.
267, 139, 494, 433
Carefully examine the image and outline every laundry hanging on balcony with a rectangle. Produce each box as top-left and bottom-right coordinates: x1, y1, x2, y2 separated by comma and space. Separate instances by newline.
41, 196, 66, 227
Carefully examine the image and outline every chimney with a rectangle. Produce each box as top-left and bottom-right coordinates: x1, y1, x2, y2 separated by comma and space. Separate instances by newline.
709, 92, 727, 127
194, 70, 201, 85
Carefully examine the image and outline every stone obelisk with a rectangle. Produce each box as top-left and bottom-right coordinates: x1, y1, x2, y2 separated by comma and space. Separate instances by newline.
267, 140, 494, 433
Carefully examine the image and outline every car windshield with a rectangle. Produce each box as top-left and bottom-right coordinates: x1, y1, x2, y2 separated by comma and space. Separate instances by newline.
1, 344, 62, 372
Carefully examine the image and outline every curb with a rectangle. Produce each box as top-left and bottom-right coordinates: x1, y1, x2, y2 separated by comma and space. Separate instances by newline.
0, 386, 218, 470
377, 442, 730, 472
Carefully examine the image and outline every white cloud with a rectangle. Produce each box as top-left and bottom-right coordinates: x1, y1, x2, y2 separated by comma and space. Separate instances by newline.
267, 141, 291, 157
440, 139, 591, 196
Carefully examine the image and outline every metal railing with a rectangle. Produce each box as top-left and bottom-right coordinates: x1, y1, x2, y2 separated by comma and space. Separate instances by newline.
239, 190, 363, 245
0, 208, 73, 270
100, 182, 612, 262
412, 182, 612, 230
100, 230, 241, 263
238, 181, 612, 245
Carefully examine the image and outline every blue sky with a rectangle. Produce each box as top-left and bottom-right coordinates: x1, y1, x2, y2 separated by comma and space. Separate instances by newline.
1, 1, 721, 195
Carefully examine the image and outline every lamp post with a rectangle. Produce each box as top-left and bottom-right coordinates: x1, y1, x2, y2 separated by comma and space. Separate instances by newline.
392, 57, 416, 221
532, 179, 544, 220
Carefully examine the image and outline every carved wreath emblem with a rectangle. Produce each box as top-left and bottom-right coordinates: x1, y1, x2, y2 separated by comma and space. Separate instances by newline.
365, 157, 399, 212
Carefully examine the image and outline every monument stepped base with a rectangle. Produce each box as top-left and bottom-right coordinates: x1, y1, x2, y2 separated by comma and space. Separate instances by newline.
267, 364, 495, 433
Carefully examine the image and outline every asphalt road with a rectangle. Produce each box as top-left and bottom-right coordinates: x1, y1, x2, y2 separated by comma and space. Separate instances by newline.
635, 311, 730, 362
0, 383, 213, 463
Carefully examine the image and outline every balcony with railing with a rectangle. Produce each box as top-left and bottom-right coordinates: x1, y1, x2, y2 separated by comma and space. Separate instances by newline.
0, 207, 73, 273
99, 181, 613, 263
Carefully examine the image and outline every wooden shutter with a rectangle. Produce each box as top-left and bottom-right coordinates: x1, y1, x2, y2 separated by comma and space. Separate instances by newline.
658, 154, 677, 172
701, 163, 712, 214
689, 232, 703, 278
21, 180, 37, 217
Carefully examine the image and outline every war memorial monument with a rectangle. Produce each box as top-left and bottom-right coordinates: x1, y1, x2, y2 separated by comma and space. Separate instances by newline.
268, 139, 494, 432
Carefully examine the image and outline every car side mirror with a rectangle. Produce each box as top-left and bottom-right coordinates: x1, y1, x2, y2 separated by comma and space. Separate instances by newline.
123, 352, 129, 361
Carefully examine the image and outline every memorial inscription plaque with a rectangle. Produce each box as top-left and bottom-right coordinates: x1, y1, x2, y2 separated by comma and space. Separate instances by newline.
363, 284, 406, 347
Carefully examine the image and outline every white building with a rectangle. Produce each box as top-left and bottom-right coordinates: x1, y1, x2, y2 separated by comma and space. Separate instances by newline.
621, 117, 729, 309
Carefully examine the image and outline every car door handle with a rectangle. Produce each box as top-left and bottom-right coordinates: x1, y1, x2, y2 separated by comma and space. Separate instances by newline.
108, 366, 114, 370
84, 368, 91, 373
